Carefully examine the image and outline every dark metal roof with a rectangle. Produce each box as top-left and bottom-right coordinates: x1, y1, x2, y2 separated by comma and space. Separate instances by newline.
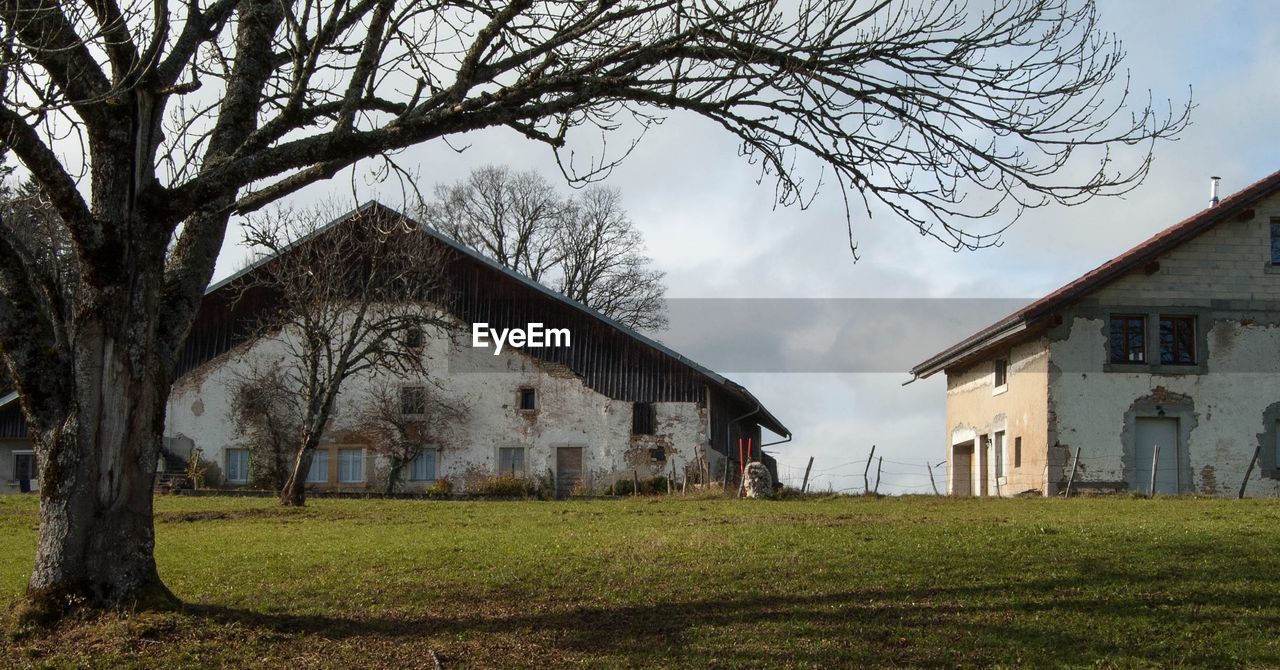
911, 168, 1280, 379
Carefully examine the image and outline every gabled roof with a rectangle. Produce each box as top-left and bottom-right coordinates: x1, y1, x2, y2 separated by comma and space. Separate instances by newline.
210, 201, 790, 438
911, 168, 1280, 379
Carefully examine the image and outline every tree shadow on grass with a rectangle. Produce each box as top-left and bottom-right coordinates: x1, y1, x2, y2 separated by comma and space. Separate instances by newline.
186, 570, 1280, 668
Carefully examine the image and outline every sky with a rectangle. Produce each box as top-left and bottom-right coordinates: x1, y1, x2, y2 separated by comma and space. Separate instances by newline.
208, 0, 1280, 494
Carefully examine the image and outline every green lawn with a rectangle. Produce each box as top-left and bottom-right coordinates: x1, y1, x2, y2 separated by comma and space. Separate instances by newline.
3, 494, 1280, 668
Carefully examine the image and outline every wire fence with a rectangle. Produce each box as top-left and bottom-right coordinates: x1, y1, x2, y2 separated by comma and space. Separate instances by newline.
769, 452, 953, 495
769, 444, 1253, 496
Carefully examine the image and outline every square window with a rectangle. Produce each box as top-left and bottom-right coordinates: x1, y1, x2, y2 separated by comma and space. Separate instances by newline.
404, 326, 424, 349
338, 448, 365, 483
1159, 316, 1196, 365
632, 402, 655, 435
225, 448, 250, 484
518, 388, 536, 411
993, 359, 1008, 388
306, 450, 329, 484
1109, 315, 1146, 363
400, 386, 428, 415
498, 447, 526, 475
410, 450, 437, 482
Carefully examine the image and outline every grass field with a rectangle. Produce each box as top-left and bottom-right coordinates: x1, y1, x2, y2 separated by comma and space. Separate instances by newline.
3, 494, 1280, 668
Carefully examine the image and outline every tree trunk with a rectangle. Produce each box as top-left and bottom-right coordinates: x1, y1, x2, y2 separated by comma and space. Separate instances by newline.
279, 447, 315, 507
19, 325, 178, 624
385, 459, 404, 496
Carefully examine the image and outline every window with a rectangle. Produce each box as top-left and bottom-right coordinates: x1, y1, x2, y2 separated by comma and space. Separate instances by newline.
1159, 316, 1196, 365
306, 450, 329, 484
993, 359, 1008, 389
400, 386, 428, 415
1271, 218, 1280, 264
1275, 420, 1280, 473
1014, 437, 1022, 469
994, 431, 1005, 477
225, 448, 249, 484
404, 326, 424, 349
1109, 315, 1146, 363
632, 402, 655, 435
518, 388, 536, 411
13, 451, 35, 481
338, 448, 364, 483
410, 450, 437, 481
498, 447, 526, 475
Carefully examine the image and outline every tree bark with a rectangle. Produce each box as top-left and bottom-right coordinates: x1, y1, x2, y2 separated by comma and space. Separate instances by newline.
385, 460, 404, 496
19, 316, 178, 624
279, 449, 312, 507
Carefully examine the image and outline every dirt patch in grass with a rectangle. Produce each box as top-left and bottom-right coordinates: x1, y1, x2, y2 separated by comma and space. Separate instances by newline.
156, 507, 315, 524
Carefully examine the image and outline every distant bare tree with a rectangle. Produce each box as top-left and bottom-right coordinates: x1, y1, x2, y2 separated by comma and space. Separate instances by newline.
424, 166, 668, 330
425, 167, 569, 283
232, 204, 452, 507
556, 186, 667, 331
0, 0, 1188, 618
358, 380, 466, 495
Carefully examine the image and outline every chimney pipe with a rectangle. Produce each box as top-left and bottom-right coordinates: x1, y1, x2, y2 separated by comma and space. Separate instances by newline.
1210, 176, 1221, 207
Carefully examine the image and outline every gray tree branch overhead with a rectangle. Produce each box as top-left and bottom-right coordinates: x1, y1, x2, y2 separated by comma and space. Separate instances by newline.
0, 0, 1187, 621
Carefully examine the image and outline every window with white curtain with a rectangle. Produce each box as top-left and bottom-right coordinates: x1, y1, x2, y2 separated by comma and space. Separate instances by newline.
306, 450, 329, 483
338, 448, 364, 483
410, 450, 437, 481
225, 448, 249, 484
498, 447, 526, 475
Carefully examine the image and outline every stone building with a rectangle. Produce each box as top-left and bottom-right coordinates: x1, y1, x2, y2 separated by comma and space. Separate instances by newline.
911, 170, 1280, 497
1, 203, 788, 496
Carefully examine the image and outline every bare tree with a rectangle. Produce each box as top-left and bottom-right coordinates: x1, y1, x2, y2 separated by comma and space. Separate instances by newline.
358, 379, 466, 495
424, 166, 668, 329
0, 0, 1187, 618
227, 359, 296, 491
556, 186, 667, 331
425, 166, 569, 283
232, 203, 452, 507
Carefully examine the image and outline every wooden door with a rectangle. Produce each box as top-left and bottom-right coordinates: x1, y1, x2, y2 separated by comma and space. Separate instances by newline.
555, 447, 583, 498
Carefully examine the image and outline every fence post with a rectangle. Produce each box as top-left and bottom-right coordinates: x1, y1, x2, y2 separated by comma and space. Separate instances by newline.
927, 462, 939, 496
801, 456, 814, 494
863, 445, 876, 494
1239, 444, 1262, 499
1149, 445, 1160, 498
873, 456, 883, 495
1064, 447, 1081, 497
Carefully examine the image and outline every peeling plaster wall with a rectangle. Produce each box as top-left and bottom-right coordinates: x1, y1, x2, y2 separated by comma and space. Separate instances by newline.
1046, 190, 1280, 496
1048, 316, 1280, 496
944, 337, 1050, 497
166, 324, 708, 494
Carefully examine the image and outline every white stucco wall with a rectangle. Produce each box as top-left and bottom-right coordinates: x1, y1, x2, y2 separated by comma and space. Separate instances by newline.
1045, 189, 1280, 496
1049, 316, 1280, 496
165, 323, 709, 493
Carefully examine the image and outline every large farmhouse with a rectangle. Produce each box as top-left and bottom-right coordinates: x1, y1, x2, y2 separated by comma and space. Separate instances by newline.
1, 203, 788, 496
911, 170, 1280, 497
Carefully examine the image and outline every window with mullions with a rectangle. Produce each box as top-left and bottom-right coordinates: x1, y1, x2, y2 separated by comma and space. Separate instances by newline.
1270, 218, 1280, 264
1109, 315, 1146, 364
1159, 316, 1196, 365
